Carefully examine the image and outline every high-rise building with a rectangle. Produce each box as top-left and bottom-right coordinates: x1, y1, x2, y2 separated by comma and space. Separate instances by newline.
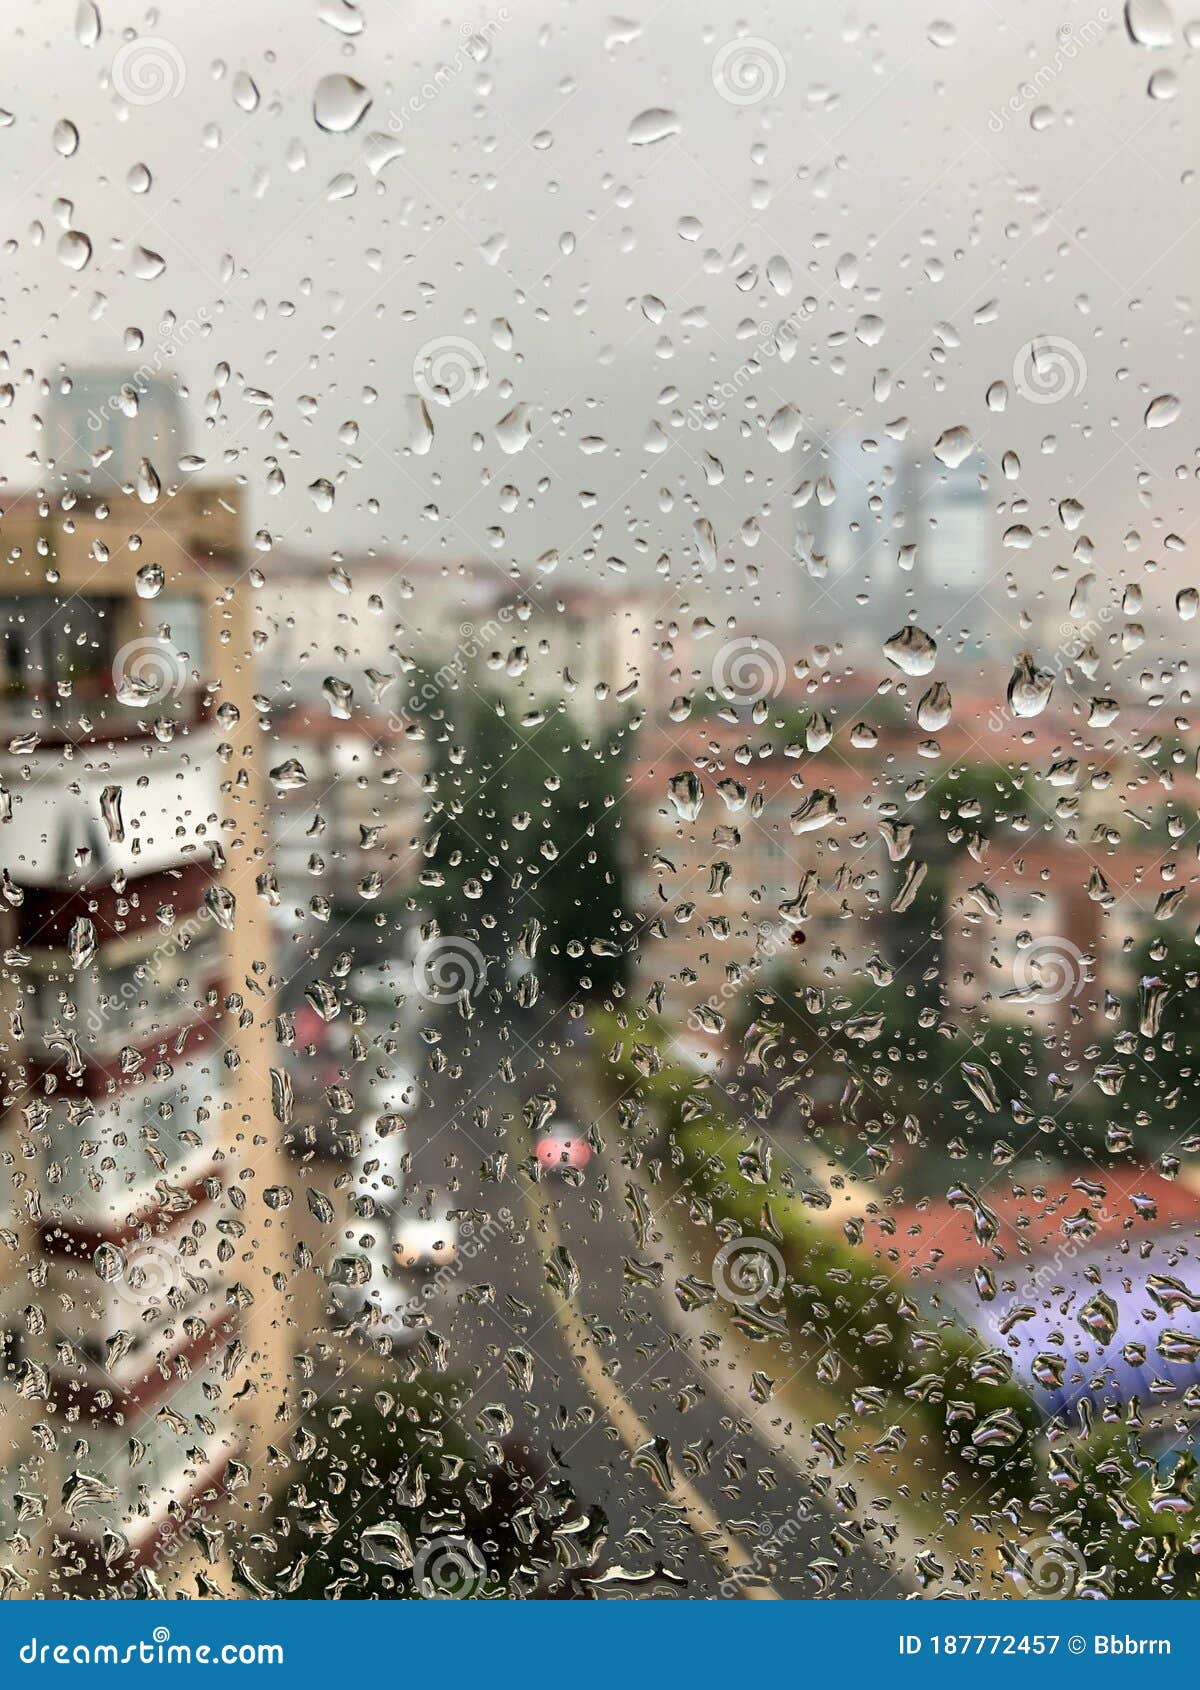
796, 434, 1002, 660
0, 415, 290, 1594
45, 369, 187, 498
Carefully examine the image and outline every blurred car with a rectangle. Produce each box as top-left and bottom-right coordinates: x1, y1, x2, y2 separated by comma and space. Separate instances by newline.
360, 1068, 419, 1132
535, 1122, 592, 1175
392, 1214, 458, 1272
328, 1133, 459, 1343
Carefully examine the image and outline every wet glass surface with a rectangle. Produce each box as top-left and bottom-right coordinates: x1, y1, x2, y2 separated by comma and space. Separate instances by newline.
0, 0, 1197, 1602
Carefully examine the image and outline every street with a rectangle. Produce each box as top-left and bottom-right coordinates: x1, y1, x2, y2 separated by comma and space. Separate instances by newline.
371, 999, 906, 1598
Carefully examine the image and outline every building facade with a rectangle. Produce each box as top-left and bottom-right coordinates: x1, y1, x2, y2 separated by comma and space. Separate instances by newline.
0, 475, 291, 1594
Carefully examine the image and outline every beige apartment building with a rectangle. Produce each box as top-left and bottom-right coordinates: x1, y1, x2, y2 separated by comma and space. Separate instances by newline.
0, 474, 294, 1594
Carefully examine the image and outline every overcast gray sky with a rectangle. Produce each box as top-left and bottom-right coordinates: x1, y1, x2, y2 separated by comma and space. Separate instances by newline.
4, 0, 1199, 643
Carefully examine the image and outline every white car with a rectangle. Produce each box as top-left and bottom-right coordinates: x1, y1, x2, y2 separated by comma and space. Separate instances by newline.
328, 1130, 459, 1344
360, 1070, 420, 1127
392, 1214, 458, 1271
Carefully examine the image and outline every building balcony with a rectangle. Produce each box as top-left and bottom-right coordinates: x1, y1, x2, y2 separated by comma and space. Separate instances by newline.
0, 727, 223, 888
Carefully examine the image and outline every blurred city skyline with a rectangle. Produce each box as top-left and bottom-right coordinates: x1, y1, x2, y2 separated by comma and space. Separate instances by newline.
2, 0, 1196, 636
3, 0, 1200, 1605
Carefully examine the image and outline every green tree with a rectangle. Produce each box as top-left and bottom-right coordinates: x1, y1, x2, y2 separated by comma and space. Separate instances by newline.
418, 681, 633, 1005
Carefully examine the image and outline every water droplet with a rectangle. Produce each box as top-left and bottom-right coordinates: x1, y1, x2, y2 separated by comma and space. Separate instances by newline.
1006, 651, 1055, 718
269, 758, 309, 792
135, 562, 164, 599
628, 107, 680, 145
313, 74, 372, 133
322, 676, 354, 719
932, 425, 972, 468
361, 1521, 414, 1571
135, 457, 160, 504
132, 245, 166, 280
667, 771, 703, 821
916, 681, 952, 731
1125, 0, 1174, 48
57, 229, 92, 271
233, 72, 260, 113
884, 624, 937, 676
495, 404, 532, 455
1145, 392, 1180, 428
1148, 66, 1179, 97
75, 1, 101, 46
767, 404, 803, 451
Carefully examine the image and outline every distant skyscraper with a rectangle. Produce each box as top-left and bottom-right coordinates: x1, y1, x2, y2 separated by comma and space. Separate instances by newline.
46, 369, 186, 494
796, 433, 996, 661
918, 458, 996, 645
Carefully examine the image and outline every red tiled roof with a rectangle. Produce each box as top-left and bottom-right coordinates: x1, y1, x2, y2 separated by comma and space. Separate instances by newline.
882, 1169, 1200, 1276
